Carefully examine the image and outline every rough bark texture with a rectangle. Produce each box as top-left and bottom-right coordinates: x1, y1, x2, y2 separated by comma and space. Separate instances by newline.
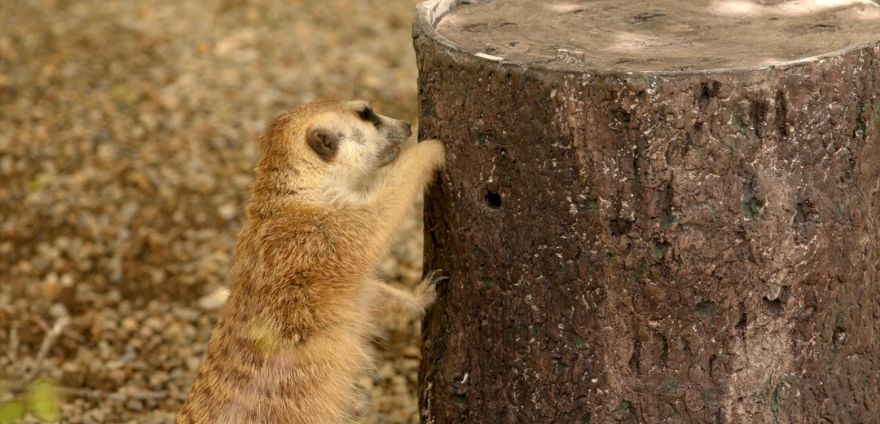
415, 2, 880, 424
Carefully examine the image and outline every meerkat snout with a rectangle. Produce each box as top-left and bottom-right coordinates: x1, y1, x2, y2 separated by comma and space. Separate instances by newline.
356, 103, 411, 141
359, 106, 412, 168
392, 119, 413, 140
355, 104, 411, 167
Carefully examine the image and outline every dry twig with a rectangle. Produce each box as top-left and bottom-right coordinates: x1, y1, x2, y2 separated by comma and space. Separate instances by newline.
56, 387, 169, 402
23, 316, 70, 384
2, 381, 170, 402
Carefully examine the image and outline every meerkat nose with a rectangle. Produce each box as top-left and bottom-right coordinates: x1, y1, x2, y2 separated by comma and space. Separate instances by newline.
402, 121, 412, 138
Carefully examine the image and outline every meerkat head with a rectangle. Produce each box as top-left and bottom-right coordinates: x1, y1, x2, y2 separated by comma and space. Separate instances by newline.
302, 100, 412, 174
257, 100, 412, 199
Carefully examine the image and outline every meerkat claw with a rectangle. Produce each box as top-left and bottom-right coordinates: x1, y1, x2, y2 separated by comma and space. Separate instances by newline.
424, 269, 448, 285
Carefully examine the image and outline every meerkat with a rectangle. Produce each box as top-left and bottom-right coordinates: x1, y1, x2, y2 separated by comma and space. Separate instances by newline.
176, 100, 446, 424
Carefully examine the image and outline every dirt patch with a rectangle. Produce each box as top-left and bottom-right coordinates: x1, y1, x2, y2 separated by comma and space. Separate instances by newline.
0, 0, 424, 422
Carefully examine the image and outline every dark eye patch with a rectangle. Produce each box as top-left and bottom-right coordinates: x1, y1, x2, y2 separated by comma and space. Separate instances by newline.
357, 107, 382, 127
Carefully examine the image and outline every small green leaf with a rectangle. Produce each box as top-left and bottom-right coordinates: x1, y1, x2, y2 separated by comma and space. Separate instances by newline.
0, 400, 26, 424
27, 179, 43, 192
27, 379, 60, 422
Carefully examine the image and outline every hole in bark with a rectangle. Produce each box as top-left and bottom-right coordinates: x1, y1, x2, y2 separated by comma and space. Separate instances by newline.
794, 199, 819, 244
749, 99, 769, 139
698, 81, 721, 108
736, 310, 748, 342
652, 240, 670, 259
661, 182, 677, 228
484, 191, 502, 209
628, 337, 641, 374
763, 298, 783, 315
657, 332, 668, 367
775, 91, 789, 138
741, 180, 763, 220
852, 104, 867, 145
695, 300, 716, 317
708, 354, 718, 378
610, 218, 632, 236
610, 107, 632, 127
832, 326, 847, 350
762, 285, 789, 316
794, 199, 819, 224
470, 128, 496, 145
795, 199, 819, 222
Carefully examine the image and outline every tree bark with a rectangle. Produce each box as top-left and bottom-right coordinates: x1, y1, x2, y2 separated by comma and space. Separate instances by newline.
415, 1, 880, 423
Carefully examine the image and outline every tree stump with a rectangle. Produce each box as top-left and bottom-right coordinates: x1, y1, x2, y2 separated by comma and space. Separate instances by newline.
414, 1, 880, 422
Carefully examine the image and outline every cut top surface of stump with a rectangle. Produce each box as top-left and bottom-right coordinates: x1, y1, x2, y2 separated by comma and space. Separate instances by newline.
428, 0, 880, 73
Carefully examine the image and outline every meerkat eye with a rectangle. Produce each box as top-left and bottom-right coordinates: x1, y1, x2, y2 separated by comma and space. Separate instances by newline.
357, 107, 382, 127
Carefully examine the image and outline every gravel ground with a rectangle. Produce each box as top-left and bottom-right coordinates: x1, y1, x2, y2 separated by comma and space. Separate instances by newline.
0, 1, 425, 422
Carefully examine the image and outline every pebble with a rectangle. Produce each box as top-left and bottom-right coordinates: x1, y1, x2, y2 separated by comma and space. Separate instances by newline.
48, 302, 68, 319
121, 317, 138, 334
198, 287, 229, 311
125, 399, 144, 412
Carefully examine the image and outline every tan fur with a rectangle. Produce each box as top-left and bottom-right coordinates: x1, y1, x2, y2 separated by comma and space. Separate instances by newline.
176, 100, 445, 424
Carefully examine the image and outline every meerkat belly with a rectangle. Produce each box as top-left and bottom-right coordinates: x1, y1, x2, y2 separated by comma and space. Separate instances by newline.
216, 327, 375, 423
249, 283, 379, 422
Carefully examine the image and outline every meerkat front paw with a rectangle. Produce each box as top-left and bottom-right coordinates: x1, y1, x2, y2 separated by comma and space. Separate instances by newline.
417, 139, 446, 170
417, 269, 448, 308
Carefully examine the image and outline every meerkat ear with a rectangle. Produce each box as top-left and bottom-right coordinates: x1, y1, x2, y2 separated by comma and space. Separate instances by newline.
306, 127, 340, 161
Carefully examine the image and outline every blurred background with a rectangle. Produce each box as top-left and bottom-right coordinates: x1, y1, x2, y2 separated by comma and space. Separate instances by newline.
0, 0, 426, 422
